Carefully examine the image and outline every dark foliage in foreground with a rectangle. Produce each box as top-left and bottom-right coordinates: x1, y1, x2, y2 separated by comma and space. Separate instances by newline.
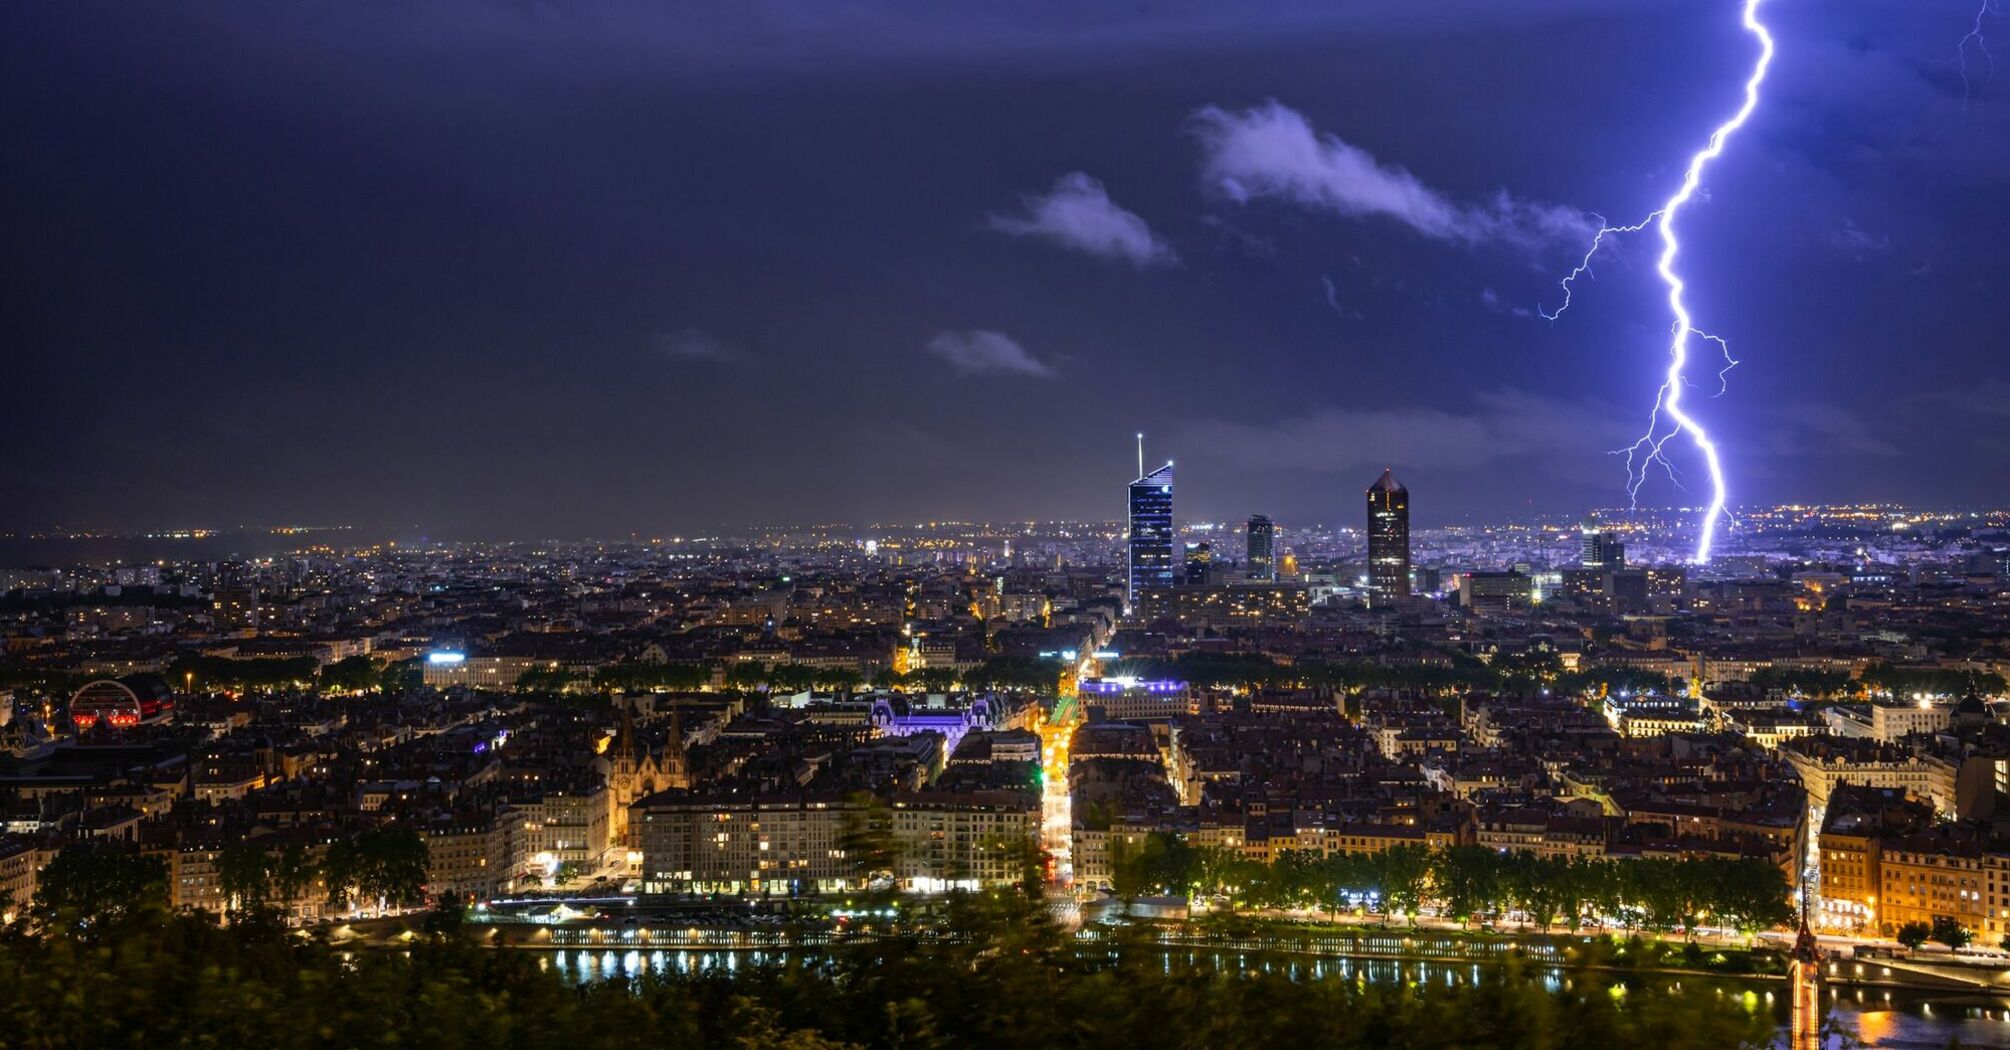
0, 885, 1789, 1050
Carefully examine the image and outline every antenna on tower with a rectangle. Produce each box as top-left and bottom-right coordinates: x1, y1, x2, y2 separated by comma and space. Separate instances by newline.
1136, 433, 1144, 479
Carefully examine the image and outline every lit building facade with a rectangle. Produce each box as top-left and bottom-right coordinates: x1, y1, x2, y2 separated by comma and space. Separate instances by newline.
1127, 463, 1174, 613
1183, 542, 1213, 586
633, 791, 1036, 896
1580, 523, 1626, 569
1246, 515, 1276, 581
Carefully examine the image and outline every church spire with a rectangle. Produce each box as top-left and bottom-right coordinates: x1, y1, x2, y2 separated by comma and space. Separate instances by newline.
615, 702, 639, 768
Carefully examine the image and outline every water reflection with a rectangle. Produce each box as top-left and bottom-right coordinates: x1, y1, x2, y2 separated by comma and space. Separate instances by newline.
542, 945, 2010, 1048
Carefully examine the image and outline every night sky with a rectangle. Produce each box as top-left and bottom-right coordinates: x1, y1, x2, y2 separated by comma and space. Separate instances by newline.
6, 1, 2007, 536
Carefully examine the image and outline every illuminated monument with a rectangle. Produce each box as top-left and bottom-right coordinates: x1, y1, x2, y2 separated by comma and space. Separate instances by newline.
1788, 910, 1824, 1050
1366, 469, 1409, 603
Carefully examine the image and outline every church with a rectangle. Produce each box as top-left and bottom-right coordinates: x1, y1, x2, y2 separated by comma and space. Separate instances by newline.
595, 704, 691, 871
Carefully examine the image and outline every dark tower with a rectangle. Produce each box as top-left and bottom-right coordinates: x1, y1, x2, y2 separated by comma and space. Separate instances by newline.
1183, 542, 1213, 586
1246, 515, 1276, 582
1366, 469, 1410, 602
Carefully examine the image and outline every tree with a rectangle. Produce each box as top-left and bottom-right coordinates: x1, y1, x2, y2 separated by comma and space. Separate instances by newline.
1896, 921, 1932, 950
325, 826, 430, 912
319, 654, 385, 693
269, 842, 318, 910
422, 897, 469, 940
1709, 858, 1794, 933
0, 887, 1789, 1050
912, 667, 959, 694
1930, 915, 1973, 950
1108, 831, 1200, 904
1372, 843, 1432, 923
837, 793, 902, 895
357, 827, 430, 909
1429, 845, 1501, 927
379, 658, 424, 694
167, 653, 318, 692
217, 841, 274, 912
517, 665, 584, 692
29, 842, 169, 939
811, 667, 864, 694
725, 663, 772, 691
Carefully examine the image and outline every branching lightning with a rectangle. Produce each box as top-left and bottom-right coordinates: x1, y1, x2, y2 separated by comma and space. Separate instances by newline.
1542, 0, 1773, 565
1955, 0, 2000, 106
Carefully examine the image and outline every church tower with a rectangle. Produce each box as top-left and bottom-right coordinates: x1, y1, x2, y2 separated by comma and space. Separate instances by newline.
599, 702, 694, 855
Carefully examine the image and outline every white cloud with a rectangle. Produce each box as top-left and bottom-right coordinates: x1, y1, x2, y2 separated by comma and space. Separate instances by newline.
1480, 286, 1533, 318
1191, 101, 1593, 249
655, 327, 747, 363
1320, 274, 1361, 320
987, 172, 1177, 267
1829, 218, 1891, 261
924, 329, 1057, 378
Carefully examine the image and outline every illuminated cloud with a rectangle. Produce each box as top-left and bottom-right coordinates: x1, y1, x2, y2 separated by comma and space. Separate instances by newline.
1480, 287, 1533, 318
924, 329, 1058, 378
987, 172, 1178, 267
1191, 101, 1593, 249
655, 327, 748, 364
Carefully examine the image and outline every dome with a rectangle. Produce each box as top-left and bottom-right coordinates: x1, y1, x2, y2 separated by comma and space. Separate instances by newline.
69, 674, 175, 730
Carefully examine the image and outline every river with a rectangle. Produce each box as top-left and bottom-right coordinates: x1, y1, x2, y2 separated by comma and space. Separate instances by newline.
536, 944, 2010, 1048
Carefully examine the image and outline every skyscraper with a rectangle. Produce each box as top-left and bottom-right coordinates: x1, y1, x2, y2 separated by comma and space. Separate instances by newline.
1246, 515, 1276, 582
1127, 461, 1174, 611
1580, 522, 1626, 569
1183, 541, 1213, 586
1366, 469, 1410, 602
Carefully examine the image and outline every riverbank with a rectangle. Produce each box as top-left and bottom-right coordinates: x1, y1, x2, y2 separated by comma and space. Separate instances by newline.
329, 908, 2010, 997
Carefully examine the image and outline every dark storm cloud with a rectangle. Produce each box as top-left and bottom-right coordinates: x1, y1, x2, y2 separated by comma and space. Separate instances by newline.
1185, 391, 1639, 484
2, 0, 2006, 535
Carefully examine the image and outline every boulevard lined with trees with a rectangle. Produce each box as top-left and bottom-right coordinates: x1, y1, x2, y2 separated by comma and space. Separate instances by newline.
1109, 836, 1796, 935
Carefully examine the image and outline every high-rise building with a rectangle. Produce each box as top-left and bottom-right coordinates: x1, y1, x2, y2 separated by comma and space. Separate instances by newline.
1127, 462, 1174, 611
1246, 515, 1276, 581
213, 583, 260, 634
1366, 469, 1410, 602
1183, 542, 1213, 586
1580, 522, 1626, 569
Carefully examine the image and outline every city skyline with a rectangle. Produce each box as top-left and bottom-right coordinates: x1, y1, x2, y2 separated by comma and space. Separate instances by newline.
8, 3, 2010, 1046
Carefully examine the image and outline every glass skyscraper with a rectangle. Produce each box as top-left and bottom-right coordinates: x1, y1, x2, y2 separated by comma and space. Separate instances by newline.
1183, 541, 1213, 586
1580, 521, 1626, 569
1127, 462, 1174, 611
1366, 469, 1410, 602
1246, 514, 1276, 581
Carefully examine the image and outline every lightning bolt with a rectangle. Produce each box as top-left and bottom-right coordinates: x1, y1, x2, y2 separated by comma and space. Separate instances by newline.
1544, 0, 1773, 564
1956, 0, 1999, 105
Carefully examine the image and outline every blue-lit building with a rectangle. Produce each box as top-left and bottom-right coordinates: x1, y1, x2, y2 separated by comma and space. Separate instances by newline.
1127, 462, 1174, 611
